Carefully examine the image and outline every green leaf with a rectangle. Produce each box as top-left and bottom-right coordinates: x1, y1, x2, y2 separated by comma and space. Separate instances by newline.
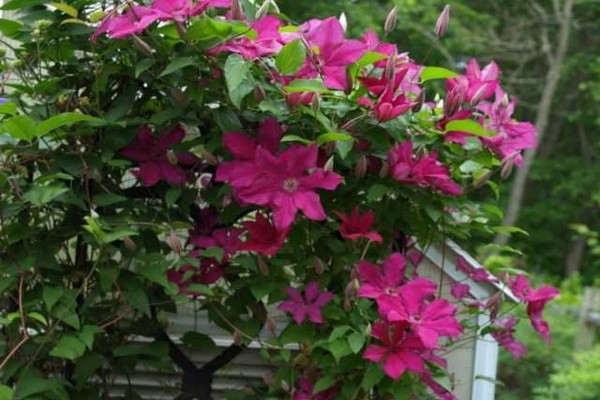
445, 120, 494, 137
328, 325, 352, 342
160, 57, 196, 77
224, 54, 254, 108
315, 132, 354, 145
36, 112, 103, 137
367, 184, 391, 202
336, 139, 354, 160
279, 324, 315, 344
50, 336, 86, 360
362, 363, 385, 390
27, 312, 48, 326
281, 134, 312, 145
181, 332, 217, 351
328, 339, 353, 362
43, 286, 64, 311
459, 160, 483, 174
275, 39, 306, 75
420, 66, 459, 82
23, 185, 68, 206
135, 59, 156, 78
493, 226, 529, 236
284, 79, 329, 93
73, 354, 104, 387
313, 375, 336, 394
0, 101, 16, 115
347, 331, 365, 353
49, 2, 78, 17
0, 19, 21, 36
201, 246, 224, 262
52, 304, 80, 329
165, 187, 182, 208
185, 18, 256, 42
4, 115, 36, 141
78, 325, 102, 349
0, 385, 13, 400
250, 281, 278, 300
357, 51, 388, 67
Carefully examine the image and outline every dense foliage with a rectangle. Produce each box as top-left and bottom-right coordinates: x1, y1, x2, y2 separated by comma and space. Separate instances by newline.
0, 1, 559, 399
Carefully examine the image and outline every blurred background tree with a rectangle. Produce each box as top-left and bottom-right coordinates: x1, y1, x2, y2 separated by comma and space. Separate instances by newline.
278, 0, 600, 398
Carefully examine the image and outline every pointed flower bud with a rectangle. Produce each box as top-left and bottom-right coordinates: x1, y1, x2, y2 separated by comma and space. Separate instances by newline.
132, 35, 154, 56
354, 155, 368, 178
123, 236, 136, 252
384, 6, 398, 34
314, 257, 326, 275
231, 0, 244, 20
254, 84, 266, 103
258, 256, 269, 276
500, 155, 515, 179
379, 161, 389, 178
167, 232, 183, 254
255, 0, 271, 19
384, 50, 397, 82
323, 155, 335, 172
166, 150, 179, 166
444, 86, 464, 117
339, 12, 348, 32
233, 329, 243, 345
411, 89, 425, 112
435, 5, 451, 38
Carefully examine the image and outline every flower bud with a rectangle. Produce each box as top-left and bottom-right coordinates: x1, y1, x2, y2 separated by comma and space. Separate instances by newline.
253, 84, 266, 103
379, 161, 389, 178
384, 6, 398, 34
350, 265, 359, 281
352, 278, 360, 292
166, 150, 179, 166
323, 155, 335, 172
344, 281, 355, 300
221, 192, 233, 208
123, 236, 136, 252
258, 256, 269, 276
411, 89, 425, 112
384, 50, 397, 82
444, 86, 464, 117
311, 92, 321, 113
343, 298, 352, 312
469, 84, 489, 106
314, 257, 326, 274
339, 12, 348, 32
500, 156, 515, 179
270, 0, 280, 13
175, 20, 187, 38
323, 141, 336, 157
280, 380, 290, 392
255, 0, 271, 19
167, 232, 183, 254
200, 148, 219, 166
132, 34, 154, 56
231, 0, 244, 20
435, 5, 451, 38
230, 330, 242, 346
169, 87, 189, 106
266, 316, 277, 336
473, 169, 492, 188
354, 155, 368, 178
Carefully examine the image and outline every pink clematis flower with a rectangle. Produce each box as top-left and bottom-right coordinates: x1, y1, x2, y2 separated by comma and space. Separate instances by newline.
477, 88, 537, 166
491, 316, 527, 359
292, 375, 339, 400
120, 126, 197, 187
334, 207, 383, 243
381, 278, 462, 349
215, 118, 283, 185
189, 227, 243, 261
152, 0, 231, 21
92, 6, 161, 40
220, 144, 342, 229
387, 141, 463, 195
509, 275, 559, 344
363, 320, 427, 380
297, 17, 368, 90
278, 282, 333, 325
239, 212, 289, 256
210, 16, 285, 59
456, 256, 499, 284
446, 59, 500, 104
357, 253, 407, 309
450, 282, 471, 300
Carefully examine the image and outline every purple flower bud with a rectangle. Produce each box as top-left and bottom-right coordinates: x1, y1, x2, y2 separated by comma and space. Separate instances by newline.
314, 257, 326, 274
384, 6, 398, 34
231, 0, 244, 20
166, 232, 182, 254
354, 155, 368, 178
444, 86, 464, 117
255, 0, 271, 19
500, 155, 515, 179
411, 89, 425, 112
435, 5, 451, 38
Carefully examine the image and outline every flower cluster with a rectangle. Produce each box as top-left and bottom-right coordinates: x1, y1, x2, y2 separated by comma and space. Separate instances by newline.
89, 2, 558, 398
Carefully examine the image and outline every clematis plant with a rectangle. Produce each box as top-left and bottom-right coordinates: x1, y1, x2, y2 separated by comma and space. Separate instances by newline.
0, 1, 559, 400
